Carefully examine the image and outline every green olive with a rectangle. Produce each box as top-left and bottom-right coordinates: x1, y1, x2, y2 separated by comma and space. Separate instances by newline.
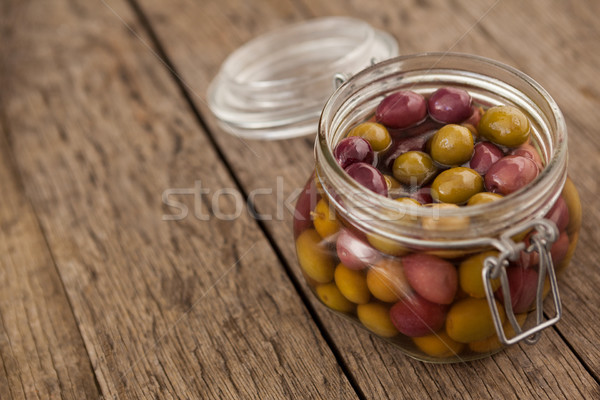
431, 167, 483, 204
466, 192, 503, 206
478, 105, 530, 147
392, 151, 437, 185
348, 122, 391, 151
430, 124, 474, 166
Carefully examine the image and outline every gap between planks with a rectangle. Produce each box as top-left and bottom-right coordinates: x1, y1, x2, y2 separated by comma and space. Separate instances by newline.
123, 0, 368, 398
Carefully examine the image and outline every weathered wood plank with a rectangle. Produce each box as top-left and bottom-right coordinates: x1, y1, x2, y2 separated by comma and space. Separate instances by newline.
133, 0, 600, 397
0, 113, 100, 397
0, 0, 359, 398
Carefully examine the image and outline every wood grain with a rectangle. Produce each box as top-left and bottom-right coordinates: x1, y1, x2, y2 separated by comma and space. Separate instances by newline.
133, 0, 600, 398
0, 0, 359, 398
0, 114, 100, 398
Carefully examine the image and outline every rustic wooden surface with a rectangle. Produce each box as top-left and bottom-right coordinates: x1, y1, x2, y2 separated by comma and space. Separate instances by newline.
0, 0, 598, 398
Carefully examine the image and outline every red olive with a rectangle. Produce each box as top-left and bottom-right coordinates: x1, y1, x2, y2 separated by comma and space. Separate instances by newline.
376, 91, 427, 129
485, 155, 539, 195
389, 293, 448, 337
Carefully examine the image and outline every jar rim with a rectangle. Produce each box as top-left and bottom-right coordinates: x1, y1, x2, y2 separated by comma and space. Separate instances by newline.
316, 52, 568, 244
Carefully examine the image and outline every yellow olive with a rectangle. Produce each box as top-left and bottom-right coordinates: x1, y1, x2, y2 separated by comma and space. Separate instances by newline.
469, 313, 528, 353
430, 124, 474, 166
392, 151, 437, 185
413, 331, 465, 358
357, 303, 399, 337
348, 122, 391, 151
366, 258, 411, 302
431, 167, 483, 204
315, 283, 355, 313
478, 105, 530, 147
334, 264, 370, 304
312, 198, 340, 238
367, 233, 410, 256
459, 251, 501, 298
296, 229, 335, 283
467, 192, 504, 206
446, 298, 506, 343
421, 203, 470, 231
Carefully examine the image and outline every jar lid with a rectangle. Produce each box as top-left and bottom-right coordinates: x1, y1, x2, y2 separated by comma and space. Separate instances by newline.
207, 17, 399, 140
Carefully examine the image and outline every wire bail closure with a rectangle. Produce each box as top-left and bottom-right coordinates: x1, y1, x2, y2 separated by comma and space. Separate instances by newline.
482, 218, 561, 346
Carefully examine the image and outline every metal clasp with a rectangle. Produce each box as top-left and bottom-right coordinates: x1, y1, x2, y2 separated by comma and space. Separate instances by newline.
482, 218, 561, 346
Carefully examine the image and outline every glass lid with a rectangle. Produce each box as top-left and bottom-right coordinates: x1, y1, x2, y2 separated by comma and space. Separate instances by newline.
207, 17, 399, 140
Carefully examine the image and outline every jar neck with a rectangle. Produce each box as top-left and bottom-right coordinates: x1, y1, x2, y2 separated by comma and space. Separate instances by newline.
316, 53, 567, 247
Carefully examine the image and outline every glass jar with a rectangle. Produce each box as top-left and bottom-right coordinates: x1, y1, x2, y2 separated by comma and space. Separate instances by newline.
293, 53, 581, 363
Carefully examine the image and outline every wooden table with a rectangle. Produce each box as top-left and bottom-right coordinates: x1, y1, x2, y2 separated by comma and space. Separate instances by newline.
1, 0, 599, 398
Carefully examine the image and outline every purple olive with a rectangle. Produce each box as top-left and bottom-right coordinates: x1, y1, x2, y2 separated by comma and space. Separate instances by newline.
345, 162, 388, 196
551, 231, 570, 264
495, 266, 538, 314
390, 293, 448, 337
545, 196, 569, 232
469, 142, 504, 175
336, 229, 381, 270
510, 143, 543, 170
410, 185, 433, 204
463, 105, 483, 128
427, 87, 472, 124
293, 178, 320, 237
485, 155, 539, 195
334, 136, 375, 169
376, 91, 427, 129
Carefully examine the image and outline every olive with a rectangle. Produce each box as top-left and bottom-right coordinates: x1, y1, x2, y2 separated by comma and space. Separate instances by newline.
545, 195, 569, 232
357, 303, 399, 338
412, 331, 465, 358
468, 313, 527, 353
389, 294, 448, 337
312, 198, 340, 238
430, 124, 474, 166
296, 229, 335, 283
466, 192, 503, 206
410, 185, 433, 204
509, 142, 543, 170
395, 197, 421, 206
446, 298, 506, 343
383, 174, 405, 198
336, 229, 380, 270
293, 178, 319, 237
421, 203, 470, 231
427, 87, 472, 124
461, 105, 484, 134
485, 155, 539, 195
345, 162, 389, 196
403, 253, 458, 305
367, 258, 411, 303
392, 151, 437, 186
431, 167, 484, 204
551, 231, 570, 264
562, 177, 582, 233
335, 264, 371, 304
376, 90, 427, 129
469, 141, 503, 175
334, 136, 374, 168
366, 233, 409, 256
315, 283, 355, 313
478, 105, 530, 147
347, 122, 391, 151
381, 129, 435, 170
459, 251, 501, 298
366, 258, 411, 302
495, 266, 538, 314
